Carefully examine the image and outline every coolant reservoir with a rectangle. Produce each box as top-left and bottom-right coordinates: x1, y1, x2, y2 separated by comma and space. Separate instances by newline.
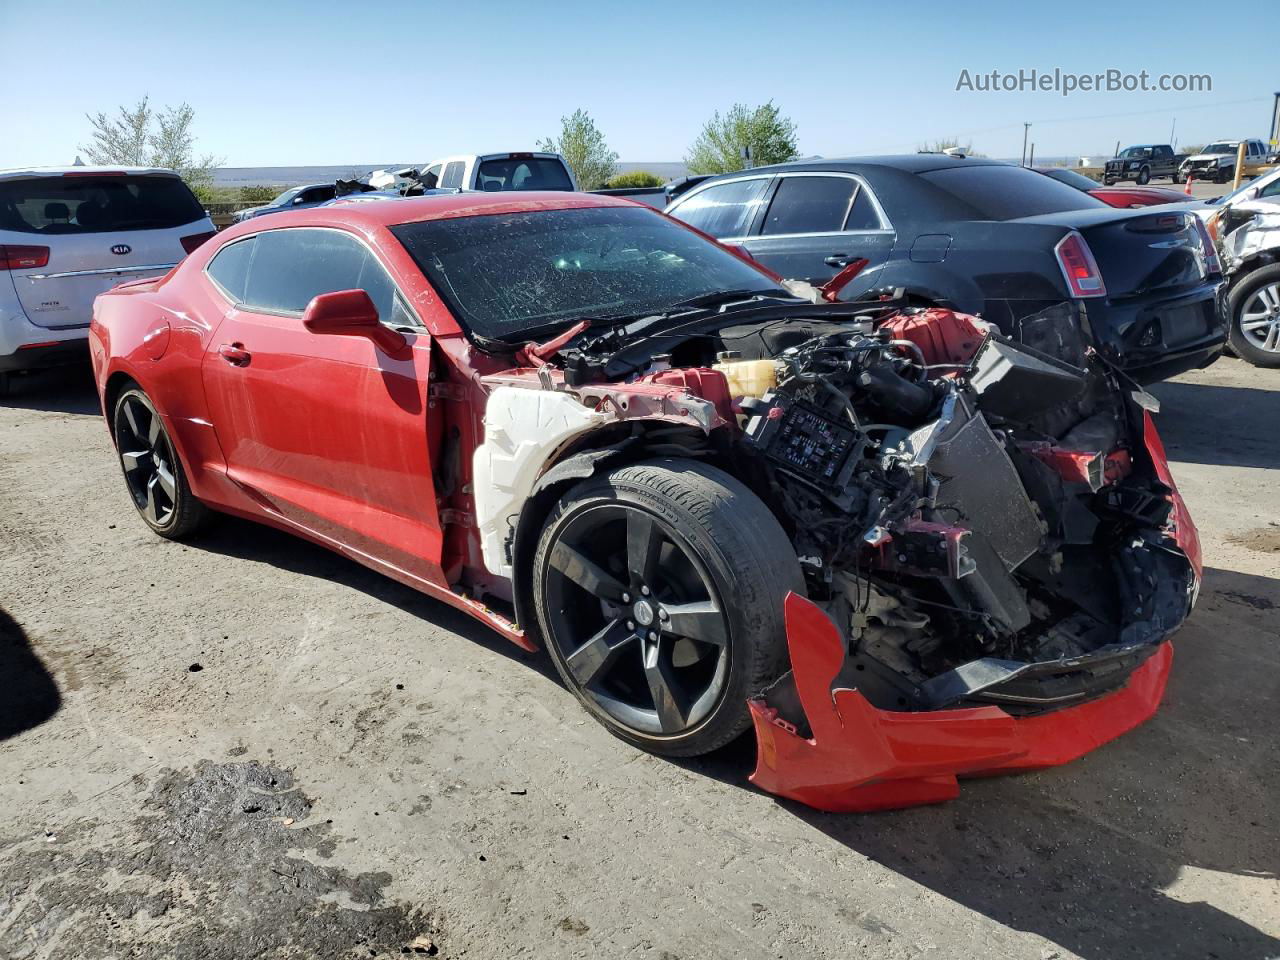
713, 356, 779, 399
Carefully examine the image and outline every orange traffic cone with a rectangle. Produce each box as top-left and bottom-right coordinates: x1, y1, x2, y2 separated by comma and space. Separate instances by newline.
1185, 174, 1194, 195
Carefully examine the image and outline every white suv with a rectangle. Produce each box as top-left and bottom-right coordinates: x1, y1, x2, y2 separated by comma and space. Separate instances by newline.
0, 166, 215, 392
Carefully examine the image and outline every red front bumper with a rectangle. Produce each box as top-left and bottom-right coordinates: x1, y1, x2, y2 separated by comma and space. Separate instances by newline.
748, 595, 1174, 813
747, 411, 1198, 814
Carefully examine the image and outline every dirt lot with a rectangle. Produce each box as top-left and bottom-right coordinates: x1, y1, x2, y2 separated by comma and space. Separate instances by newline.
1, 357, 1277, 960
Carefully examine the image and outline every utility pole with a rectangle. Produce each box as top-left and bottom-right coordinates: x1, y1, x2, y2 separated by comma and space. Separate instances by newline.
1021, 123, 1031, 166
1170, 117, 1177, 149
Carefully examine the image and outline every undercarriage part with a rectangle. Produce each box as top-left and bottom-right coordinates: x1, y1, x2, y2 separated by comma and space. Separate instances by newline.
968, 336, 1088, 421
926, 397, 1043, 572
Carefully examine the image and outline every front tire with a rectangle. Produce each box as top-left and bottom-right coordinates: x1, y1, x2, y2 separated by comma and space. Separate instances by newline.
533, 458, 804, 757
113, 386, 208, 538
1227, 265, 1280, 368
1136, 166, 1151, 185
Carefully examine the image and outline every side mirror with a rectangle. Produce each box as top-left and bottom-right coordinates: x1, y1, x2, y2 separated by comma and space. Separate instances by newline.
292, 195, 308, 205
302, 289, 407, 355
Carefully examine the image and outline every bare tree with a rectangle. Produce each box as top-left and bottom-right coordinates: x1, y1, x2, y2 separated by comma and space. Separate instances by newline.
80, 97, 222, 198
539, 109, 618, 190
81, 98, 153, 167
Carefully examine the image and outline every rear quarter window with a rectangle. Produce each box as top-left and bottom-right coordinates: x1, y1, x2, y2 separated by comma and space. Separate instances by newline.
668, 177, 771, 238
0, 175, 206, 234
917, 165, 1106, 220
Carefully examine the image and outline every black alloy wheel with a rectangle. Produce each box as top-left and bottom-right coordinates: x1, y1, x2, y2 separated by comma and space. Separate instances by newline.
113, 387, 207, 538
533, 459, 803, 757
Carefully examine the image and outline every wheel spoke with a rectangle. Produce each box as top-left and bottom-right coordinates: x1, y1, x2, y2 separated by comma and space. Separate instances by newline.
662, 600, 727, 646
1241, 315, 1271, 330
146, 409, 162, 447
154, 461, 177, 501
548, 541, 627, 601
643, 640, 689, 733
145, 475, 162, 522
121, 399, 143, 442
1259, 284, 1280, 311
119, 449, 151, 475
1266, 324, 1280, 353
565, 619, 637, 687
626, 511, 662, 586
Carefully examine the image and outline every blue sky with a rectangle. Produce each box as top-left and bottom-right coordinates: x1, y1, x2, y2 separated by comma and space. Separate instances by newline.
2, 0, 1274, 168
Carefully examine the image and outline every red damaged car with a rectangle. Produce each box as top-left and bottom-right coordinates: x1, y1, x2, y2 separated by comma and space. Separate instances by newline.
89, 193, 1200, 812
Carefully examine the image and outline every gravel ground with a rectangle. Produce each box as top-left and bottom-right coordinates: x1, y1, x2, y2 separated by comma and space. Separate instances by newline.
1, 357, 1277, 960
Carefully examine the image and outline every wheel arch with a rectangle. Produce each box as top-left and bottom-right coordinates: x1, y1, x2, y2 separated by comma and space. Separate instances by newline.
508, 420, 733, 646
103, 370, 141, 441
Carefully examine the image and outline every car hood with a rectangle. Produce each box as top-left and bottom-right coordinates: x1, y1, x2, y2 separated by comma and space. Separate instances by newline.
1185, 152, 1234, 163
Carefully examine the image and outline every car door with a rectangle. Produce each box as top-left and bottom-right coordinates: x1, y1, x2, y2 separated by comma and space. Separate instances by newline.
739, 172, 895, 292
200, 226, 446, 585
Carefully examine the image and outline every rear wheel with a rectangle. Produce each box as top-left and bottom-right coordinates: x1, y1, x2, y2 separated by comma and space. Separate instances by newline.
112, 387, 208, 538
1227, 265, 1280, 368
533, 458, 803, 757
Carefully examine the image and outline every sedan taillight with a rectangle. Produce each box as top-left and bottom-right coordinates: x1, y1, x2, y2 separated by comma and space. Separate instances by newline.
1054, 232, 1107, 299
0, 244, 50, 270
180, 231, 216, 254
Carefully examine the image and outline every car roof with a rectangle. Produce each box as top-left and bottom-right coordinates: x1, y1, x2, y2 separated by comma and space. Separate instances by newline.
224, 190, 639, 233
693, 154, 1012, 180
0, 165, 183, 181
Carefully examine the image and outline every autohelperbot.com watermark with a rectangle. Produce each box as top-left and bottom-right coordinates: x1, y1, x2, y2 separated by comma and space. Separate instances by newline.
956, 68, 1212, 96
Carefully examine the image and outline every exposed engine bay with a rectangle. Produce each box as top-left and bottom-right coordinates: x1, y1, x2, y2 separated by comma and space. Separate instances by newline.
543, 300, 1198, 723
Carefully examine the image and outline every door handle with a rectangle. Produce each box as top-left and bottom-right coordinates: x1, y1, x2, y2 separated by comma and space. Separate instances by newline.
824, 254, 856, 268
218, 342, 251, 366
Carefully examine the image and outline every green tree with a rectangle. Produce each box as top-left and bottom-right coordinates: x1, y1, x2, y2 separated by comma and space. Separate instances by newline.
685, 102, 798, 175
538, 109, 618, 190
80, 96, 222, 199
605, 171, 666, 189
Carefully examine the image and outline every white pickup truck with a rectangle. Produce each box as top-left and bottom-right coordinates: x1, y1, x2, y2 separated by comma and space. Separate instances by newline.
418, 152, 578, 192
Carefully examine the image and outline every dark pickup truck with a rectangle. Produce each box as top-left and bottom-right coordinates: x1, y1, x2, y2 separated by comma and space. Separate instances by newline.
1103, 144, 1186, 185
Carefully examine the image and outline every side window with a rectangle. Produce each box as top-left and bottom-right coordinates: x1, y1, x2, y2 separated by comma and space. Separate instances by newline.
761, 176, 856, 236
1258, 176, 1280, 199
1156, 145, 1171, 158
207, 236, 255, 302
238, 229, 399, 319
669, 178, 769, 239
845, 186, 884, 230
440, 162, 466, 189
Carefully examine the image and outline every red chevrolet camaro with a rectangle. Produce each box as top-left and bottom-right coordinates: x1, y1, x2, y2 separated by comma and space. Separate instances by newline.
90, 193, 1200, 812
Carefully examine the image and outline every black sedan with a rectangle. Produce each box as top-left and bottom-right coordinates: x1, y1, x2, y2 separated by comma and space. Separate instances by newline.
664, 155, 1225, 382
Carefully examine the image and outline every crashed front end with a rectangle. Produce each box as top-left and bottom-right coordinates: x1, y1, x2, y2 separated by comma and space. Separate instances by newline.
546, 298, 1199, 812
729, 308, 1199, 811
